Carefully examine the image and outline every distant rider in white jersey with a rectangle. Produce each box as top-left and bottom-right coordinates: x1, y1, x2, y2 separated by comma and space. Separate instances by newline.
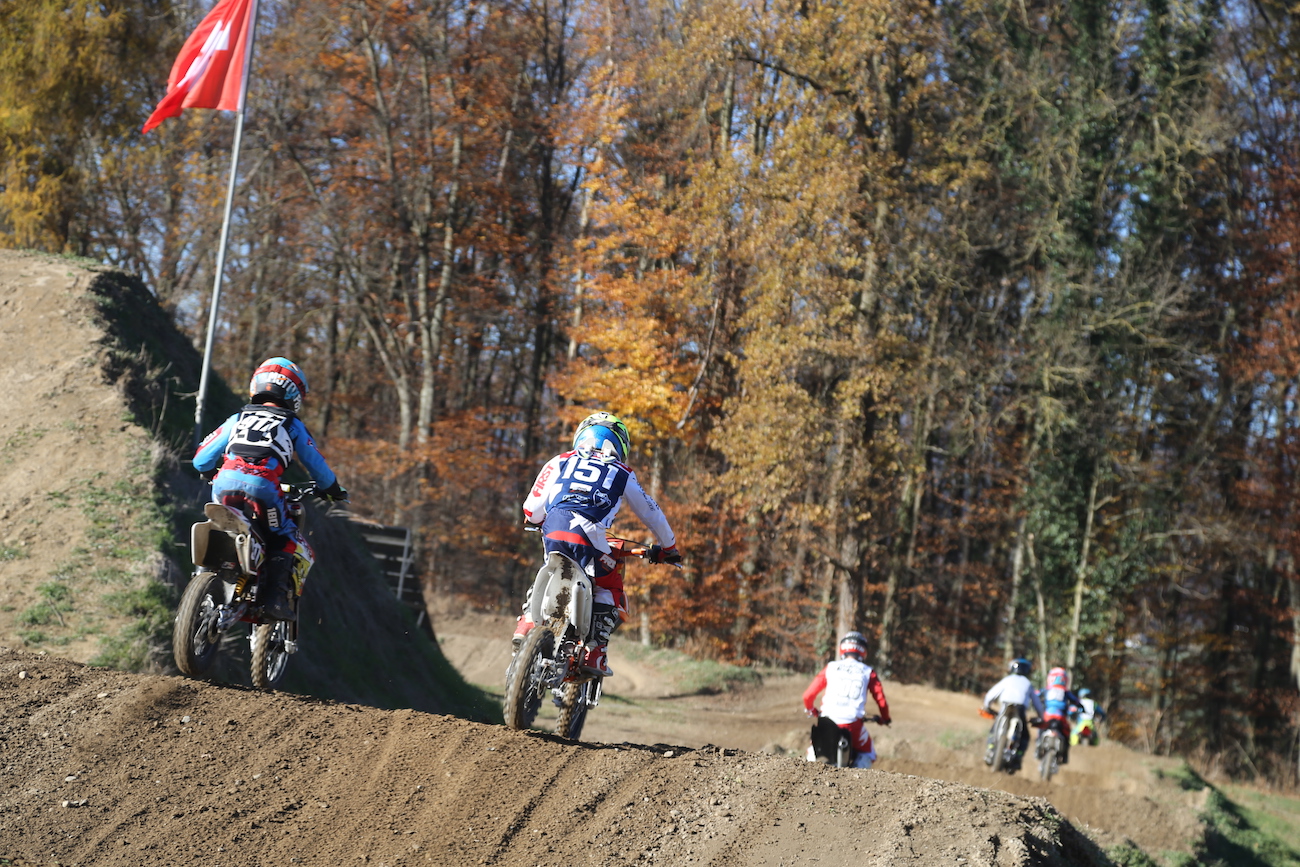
802, 632, 892, 768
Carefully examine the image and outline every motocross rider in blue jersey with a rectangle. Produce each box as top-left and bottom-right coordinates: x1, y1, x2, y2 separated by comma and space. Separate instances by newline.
193, 357, 347, 621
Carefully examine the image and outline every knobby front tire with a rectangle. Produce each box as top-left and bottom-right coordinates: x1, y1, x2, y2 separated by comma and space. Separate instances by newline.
251, 620, 291, 689
173, 571, 223, 677
555, 679, 594, 741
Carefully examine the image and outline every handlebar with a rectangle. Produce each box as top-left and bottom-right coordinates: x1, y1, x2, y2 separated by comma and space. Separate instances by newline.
279, 482, 322, 502
809, 709, 885, 725
521, 528, 683, 568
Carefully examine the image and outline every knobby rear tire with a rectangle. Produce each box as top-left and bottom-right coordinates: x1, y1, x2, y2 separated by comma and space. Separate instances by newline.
991, 716, 1009, 773
555, 679, 594, 741
173, 571, 223, 677
251, 621, 291, 689
1039, 736, 1059, 782
504, 627, 555, 731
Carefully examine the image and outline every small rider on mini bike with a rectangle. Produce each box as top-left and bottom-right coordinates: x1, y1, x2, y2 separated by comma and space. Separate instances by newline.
981, 657, 1044, 770
193, 357, 347, 621
514, 412, 681, 677
1038, 666, 1085, 765
802, 632, 892, 768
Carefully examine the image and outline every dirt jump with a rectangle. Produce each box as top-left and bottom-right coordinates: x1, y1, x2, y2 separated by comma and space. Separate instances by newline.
0, 250, 1200, 865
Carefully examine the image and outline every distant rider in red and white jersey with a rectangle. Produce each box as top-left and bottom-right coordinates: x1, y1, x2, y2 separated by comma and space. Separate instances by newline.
802, 632, 892, 768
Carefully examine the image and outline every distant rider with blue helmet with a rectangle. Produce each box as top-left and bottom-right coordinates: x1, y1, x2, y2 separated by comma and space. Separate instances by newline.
514, 411, 680, 677
193, 357, 347, 621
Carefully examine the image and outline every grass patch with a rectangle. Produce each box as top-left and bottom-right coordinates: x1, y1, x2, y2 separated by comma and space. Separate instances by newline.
0, 545, 27, 561
1156, 765, 1300, 867
92, 581, 178, 670
614, 639, 766, 695
938, 728, 981, 751
4, 425, 46, 450
1106, 842, 1161, 866
17, 582, 74, 628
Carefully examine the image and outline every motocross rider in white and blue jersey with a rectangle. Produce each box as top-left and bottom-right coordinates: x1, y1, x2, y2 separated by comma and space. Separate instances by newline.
514, 412, 681, 677
193, 357, 347, 621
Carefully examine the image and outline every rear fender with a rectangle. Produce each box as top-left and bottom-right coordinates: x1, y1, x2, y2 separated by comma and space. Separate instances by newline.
529, 552, 592, 636
193, 503, 263, 576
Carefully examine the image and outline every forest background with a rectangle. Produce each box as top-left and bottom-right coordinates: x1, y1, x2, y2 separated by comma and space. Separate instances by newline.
3, 0, 1299, 785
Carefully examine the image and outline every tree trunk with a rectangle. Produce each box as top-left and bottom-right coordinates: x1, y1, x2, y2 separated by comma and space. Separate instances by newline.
1002, 514, 1027, 664
1066, 459, 1100, 669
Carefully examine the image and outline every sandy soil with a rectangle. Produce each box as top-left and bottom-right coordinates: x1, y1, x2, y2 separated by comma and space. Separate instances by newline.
0, 251, 165, 663
435, 606, 1205, 861
0, 646, 1113, 866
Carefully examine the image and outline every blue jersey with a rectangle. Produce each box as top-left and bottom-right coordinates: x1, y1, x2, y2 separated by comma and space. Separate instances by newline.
194, 404, 337, 537
1041, 686, 1083, 719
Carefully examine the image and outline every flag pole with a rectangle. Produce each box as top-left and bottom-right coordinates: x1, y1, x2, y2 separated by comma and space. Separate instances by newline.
193, 0, 262, 453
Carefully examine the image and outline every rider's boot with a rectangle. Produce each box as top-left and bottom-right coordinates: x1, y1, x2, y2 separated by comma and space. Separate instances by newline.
262, 550, 297, 622
512, 588, 536, 651
578, 603, 619, 677
512, 613, 535, 650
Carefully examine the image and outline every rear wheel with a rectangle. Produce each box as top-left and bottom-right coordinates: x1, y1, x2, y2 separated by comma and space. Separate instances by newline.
554, 678, 595, 741
250, 620, 291, 689
990, 715, 1009, 773
173, 571, 224, 677
504, 627, 555, 731
1039, 735, 1059, 782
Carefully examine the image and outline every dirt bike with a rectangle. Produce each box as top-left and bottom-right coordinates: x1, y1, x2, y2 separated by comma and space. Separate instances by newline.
980, 704, 1030, 774
809, 713, 883, 767
1071, 715, 1100, 746
173, 482, 324, 689
503, 536, 677, 741
1036, 719, 1067, 782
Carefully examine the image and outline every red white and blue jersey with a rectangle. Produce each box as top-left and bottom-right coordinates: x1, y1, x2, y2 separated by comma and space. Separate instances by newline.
522, 449, 675, 548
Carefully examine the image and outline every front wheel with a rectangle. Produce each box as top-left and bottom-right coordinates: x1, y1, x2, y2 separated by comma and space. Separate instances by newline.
250, 620, 291, 689
504, 628, 556, 731
173, 571, 224, 677
555, 678, 596, 741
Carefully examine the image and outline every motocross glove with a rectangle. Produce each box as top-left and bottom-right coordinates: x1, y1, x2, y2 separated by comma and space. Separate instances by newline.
806, 707, 819, 718
320, 481, 349, 503
648, 544, 682, 565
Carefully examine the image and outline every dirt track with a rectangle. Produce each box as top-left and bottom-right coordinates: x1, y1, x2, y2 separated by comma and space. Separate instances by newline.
1, 646, 1114, 867
435, 608, 1205, 862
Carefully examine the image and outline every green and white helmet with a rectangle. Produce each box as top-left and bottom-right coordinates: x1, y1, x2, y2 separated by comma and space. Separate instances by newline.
573, 411, 630, 461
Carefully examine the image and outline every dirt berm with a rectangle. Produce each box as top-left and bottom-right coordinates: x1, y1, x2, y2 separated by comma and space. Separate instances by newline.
0, 648, 1113, 866
0, 249, 487, 717
0, 251, 1115, 865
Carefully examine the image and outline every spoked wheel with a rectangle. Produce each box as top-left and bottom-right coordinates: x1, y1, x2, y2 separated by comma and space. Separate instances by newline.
250, 620, 291, 689
554, 678, 597, 741
173, 571, 224, 677
504, 628, 556, 731
1039, 737, 1059, 782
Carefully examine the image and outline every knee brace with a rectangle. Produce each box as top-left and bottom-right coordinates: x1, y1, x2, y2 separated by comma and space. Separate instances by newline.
589, 603, 620, 645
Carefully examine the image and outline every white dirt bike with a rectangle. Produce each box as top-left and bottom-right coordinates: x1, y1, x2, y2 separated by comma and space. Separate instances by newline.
503, 536, 674, 741
172, 483, 321, 689
982, 704, 1029, 774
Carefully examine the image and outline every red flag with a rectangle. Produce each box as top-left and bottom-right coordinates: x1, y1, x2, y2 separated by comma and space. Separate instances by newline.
143, 0, 256, 133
